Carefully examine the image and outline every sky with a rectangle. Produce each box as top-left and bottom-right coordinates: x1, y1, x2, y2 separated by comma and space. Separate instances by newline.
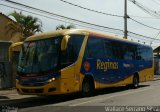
0, 0, 160, 48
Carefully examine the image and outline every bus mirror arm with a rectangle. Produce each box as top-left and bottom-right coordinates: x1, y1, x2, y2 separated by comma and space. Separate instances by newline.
61, 35, 70, 51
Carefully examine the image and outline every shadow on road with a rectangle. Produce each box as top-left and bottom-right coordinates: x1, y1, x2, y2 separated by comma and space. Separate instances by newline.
92, 85, 149, 97
0, 84, 149, 109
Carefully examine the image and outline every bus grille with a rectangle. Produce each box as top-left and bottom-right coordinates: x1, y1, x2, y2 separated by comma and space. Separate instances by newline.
22, 89, 43, 93
20, 82, 46, 86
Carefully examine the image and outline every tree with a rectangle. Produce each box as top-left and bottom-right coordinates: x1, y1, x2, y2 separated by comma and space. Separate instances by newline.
56, 24, 76, 30
6, 11, 42, 41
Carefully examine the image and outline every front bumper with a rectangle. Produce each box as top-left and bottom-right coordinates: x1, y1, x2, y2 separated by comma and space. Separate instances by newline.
16, 79, 61, 95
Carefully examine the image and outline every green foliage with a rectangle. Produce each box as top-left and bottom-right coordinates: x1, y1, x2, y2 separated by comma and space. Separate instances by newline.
6, 11, 42, 41
56, 24, 76, 30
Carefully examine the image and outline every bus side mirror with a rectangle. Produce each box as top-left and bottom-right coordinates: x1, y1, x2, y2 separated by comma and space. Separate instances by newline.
9, 42, 22, 62
61, 35, 70, 51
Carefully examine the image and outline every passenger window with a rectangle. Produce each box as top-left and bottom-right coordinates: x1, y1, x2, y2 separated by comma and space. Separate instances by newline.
61, 35, 85, 68
137, 46, 152, 61
123, 44, 136, 60
104, 40, 114, 59
104, 40, 124, 59
84, 36, 105, 58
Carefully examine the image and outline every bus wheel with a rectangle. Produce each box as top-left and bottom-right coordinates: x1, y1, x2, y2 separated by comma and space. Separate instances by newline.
132, 75, 139, 89
82, 78, 94, 97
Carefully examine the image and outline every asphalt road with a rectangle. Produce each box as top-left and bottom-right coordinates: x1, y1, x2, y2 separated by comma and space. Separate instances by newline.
1, 79, 160, 112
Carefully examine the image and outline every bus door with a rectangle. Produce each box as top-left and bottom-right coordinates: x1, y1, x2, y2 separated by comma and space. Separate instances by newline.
60, 35, 85, 93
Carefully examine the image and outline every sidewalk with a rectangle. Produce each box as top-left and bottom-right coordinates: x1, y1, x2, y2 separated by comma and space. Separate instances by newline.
0, 88, 17, 95
154, 74, 160, 80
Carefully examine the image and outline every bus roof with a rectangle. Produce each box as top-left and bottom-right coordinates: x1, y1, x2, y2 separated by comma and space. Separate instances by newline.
25, 29, 88, 42
25, 29, 151, 48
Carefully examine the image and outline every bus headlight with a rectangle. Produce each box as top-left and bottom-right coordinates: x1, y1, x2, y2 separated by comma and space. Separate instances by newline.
48, 78, 56, 83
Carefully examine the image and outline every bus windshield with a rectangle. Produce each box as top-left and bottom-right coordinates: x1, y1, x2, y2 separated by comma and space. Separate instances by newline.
17, 37, 61, 75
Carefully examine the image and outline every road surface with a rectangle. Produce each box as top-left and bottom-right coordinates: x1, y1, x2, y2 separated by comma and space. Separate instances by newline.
0, 78, 160, 112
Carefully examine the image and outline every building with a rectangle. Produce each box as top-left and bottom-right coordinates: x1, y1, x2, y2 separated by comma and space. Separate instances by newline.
0, 13, 22, 88
0, 12, 22, 42
0, 41, 12, 88
153, 46, 160, 75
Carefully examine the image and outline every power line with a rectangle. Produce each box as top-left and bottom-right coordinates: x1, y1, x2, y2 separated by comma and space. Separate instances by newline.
59, 0, 160, 20
59, 0, 160, 38
59, 0, 160, 39
129, 17, 160, 30
1, 0, 123, 32
0, 3, 123, 35
1, 0, 160, 42
151, 0, 160, 6
0, 4, 69, 24
4, 0, 160, 20
128, 31, 160, 46
129, 15, 160, 19
59, 0, 123, 18
150, 31, 160, 44
3, 0, 160, 31
129, 0, 160, 18
128, 31, 160, 41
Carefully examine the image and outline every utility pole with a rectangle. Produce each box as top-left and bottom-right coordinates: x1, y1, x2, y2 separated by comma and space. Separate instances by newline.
124, 0, 128, 39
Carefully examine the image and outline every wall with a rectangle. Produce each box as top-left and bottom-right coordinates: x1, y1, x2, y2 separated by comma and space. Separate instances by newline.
0, 41, 12, 88
0, 13, 22, 43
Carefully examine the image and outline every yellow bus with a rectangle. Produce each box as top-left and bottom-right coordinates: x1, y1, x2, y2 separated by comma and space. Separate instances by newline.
16, 29, 154, 96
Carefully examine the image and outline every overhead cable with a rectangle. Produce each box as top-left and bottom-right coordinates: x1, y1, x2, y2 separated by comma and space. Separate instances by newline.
151, 0, 160, 6
129, 0, 160, 18
0, 3, 123, 35
130, 18, 160, 30
1, 0, 123, 32
1, 0, 160, 42
59, 0, 123, 18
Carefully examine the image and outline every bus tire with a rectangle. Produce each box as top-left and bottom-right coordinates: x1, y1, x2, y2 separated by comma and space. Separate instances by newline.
132, 75, 139, 89
82, 77, 95, 97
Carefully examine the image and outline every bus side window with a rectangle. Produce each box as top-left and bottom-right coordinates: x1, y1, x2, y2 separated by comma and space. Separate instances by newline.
84, 36, 105, 58
61, 35, 84, 68
104, 40, 114, 59
136, 46, 143, 60
84, 43, 92, 58
61, 36, 74, 66
112, 41, 126, 59
137, 46, 152, 61
104, 40, 125, 59
146, 48, 153, 61
123, 44, 136, 60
